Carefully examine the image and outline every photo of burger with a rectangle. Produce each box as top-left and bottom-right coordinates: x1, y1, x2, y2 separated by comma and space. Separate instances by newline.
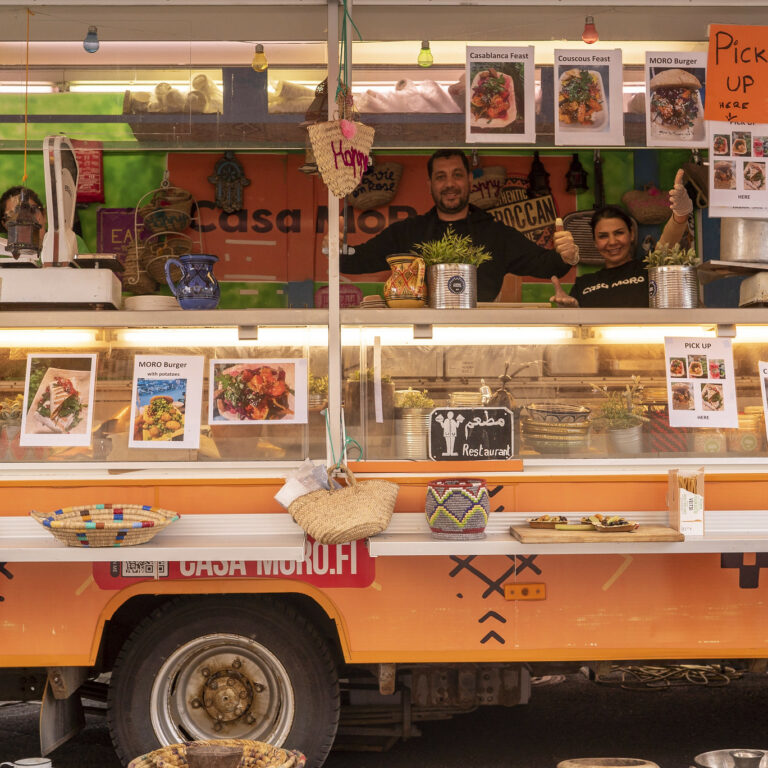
713, 161, 736, 190
649, 68, 703, 140
671, 382, 694, 411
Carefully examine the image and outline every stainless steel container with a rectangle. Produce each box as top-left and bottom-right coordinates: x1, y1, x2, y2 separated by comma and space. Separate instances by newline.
395, 408, 432, 459
427, 263, 477, 308
720, 218, 768, 262
648, 265, 699, 308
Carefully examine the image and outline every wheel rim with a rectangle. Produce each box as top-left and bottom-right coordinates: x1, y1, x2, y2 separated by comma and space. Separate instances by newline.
150, 633, 295, 745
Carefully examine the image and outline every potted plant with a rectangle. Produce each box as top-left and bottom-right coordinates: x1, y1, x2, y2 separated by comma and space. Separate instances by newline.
343, 368, 395, 457
593, 376, 648, 454
308, 372, 328, 411
412, 225, 492, 309
394, 388, 435, 460
644, 242, 700, 308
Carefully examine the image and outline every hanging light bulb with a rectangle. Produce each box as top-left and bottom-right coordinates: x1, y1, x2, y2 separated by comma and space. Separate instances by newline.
251, 44, 268, 72
83, 25, 100, 53
417, 41, 434, 68
581, 16, 599, 45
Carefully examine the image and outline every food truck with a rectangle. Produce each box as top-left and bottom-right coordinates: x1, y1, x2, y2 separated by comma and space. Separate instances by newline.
1, 1, 768, 765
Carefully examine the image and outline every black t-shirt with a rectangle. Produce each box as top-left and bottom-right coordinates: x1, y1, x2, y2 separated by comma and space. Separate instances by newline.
570, 259, 649, 308
340, 205, 569, 302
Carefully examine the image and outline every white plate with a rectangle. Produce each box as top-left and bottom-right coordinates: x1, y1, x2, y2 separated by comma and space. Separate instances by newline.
469, 70, 516, 129
558, 69, 607, 131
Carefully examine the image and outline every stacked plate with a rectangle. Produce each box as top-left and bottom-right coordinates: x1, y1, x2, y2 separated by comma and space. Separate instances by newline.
522, 404, 592, 454
360, 294, 387, 308
123, 295, 181, 311
450, 391, 483, 407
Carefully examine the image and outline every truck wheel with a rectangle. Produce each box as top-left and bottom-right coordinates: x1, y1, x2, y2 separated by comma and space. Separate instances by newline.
107, 597, 339, 767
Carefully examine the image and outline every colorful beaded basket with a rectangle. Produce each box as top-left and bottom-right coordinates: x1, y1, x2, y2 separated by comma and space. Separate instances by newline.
30, 503, 179, 548
425, 479, 490, 540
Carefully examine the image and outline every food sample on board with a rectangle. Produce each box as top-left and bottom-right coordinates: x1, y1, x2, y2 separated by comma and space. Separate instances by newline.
558, 68, 605, 127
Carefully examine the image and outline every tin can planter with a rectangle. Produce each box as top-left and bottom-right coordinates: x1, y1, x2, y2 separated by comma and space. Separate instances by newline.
425, 478, 489, 540
648, 265, 699, 308
427, 263, 477, 309
395, 408, 431, 459
607, 423, 644, 454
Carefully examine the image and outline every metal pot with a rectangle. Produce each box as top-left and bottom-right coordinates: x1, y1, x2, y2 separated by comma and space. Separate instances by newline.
720, 218, 768, 262
648, 265, 699, 308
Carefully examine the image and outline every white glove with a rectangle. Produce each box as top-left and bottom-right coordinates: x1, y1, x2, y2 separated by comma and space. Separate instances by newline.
553, 218, 580, 266
669, 169, 693, 221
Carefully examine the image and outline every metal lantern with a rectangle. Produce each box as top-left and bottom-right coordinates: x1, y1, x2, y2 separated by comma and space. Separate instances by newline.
566, 153, 589, 193
5, 189, 42, 259
527, 151, 551, 198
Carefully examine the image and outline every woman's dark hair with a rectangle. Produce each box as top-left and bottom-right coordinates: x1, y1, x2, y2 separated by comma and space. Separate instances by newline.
0, 185, 45, 234
590, 205, 634, 237
427, 149, 470, 178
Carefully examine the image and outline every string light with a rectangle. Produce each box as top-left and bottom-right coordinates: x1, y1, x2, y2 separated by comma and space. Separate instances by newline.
251, 44, 268, 72
417, 41, 433, 68
83, 25, 100, 53
582, 16, 599, 45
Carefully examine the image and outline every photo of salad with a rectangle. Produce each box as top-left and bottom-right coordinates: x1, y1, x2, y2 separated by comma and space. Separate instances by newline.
669, 357, 687, 377
701, 382, 725, 411
744, 162, 766, 191
713, 135, 730, 155
709, 359, 726, 380
558, 68, 605, 128
212, 362, 295, 423
671, 383, 694, 411
25, 365, 90, 435
687, 355, 706, 378
469, 67, 516, 127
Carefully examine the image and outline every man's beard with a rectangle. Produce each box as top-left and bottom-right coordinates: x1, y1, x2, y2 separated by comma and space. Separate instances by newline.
433, 186, 468, 215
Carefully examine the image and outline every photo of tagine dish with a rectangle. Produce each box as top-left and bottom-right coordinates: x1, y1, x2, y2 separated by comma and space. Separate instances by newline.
212, 363, 295, 422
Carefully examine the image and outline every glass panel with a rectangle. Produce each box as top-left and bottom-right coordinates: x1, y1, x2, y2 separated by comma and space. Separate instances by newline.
342, 323, 768, 462
0, 326, 328, 464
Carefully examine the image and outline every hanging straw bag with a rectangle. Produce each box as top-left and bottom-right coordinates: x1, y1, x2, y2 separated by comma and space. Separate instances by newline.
308, 86, 375, 198
288, 464, 398, 544
469, 166, 507, 210
347, 162, 404, 210
621, 185, 671, 225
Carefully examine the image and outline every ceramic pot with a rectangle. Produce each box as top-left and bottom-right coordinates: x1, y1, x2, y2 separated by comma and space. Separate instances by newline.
165, 253, 220, 310
383, 254, 427, 307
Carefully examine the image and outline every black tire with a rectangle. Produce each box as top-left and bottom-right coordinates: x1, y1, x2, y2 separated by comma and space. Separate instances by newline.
107, 596, 339, 767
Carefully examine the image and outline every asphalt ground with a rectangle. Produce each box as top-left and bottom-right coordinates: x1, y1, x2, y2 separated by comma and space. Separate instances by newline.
1, 669, 767, 768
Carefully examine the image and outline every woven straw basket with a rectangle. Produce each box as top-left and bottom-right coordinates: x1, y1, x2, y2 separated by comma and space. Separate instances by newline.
347, 162, 404, 210
30, 503, 179, 547
621, 186, 671, 225
469, 166, 507, 210
288, 464, 398, 545
307, 120, 375, 197
127, 739, 306, 768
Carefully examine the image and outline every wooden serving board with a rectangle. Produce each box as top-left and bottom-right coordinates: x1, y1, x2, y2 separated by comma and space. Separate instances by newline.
509, 524, 684, 543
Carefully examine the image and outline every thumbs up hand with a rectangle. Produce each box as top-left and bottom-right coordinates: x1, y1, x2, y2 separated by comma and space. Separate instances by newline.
552, 217, 580, 266
548, 275, 579, 307
669, 169, 693, 222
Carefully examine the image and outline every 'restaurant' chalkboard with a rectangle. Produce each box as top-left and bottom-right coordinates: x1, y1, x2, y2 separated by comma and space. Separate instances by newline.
428, 407, 514, 461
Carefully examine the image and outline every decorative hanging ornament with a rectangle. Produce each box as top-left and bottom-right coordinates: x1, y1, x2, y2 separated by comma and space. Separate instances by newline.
5, 188, 43, 259
565, 153, 589, 193
208, 151, 251, 213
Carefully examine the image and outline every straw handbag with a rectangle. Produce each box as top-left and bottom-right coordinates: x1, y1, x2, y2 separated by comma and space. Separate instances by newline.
347, 162, 403, 210
621, 185, 671, 225
307, 86, 375, 198
288, 464, 398, 545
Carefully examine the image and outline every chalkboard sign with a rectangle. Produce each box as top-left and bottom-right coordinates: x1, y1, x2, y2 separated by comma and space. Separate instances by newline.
428, 407, 514, 461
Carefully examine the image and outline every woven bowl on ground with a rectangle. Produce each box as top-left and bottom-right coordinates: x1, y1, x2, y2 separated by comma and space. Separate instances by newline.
288, 464, 398, 545
347, 161, 404, 210
30, 503, 179, 547
141, 238, 193, 283
127, 739, 306, 768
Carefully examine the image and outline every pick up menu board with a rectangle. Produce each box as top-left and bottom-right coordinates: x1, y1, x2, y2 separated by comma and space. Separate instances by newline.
664, 337, 738, 428
553, 49, 624, 146
708, 120, 768, 218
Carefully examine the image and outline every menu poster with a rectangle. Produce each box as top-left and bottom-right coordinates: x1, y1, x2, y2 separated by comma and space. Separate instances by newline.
708, 120, 768, 218
664, 337, 738, 428
20, 354, 97, 447
129, 355, 204, 449
760, 361, 768, 441
554, 49, 624, 146
645, 52, 708, 148
209, 359, 308, 425
465, 46, 535, 144
71, 139, 105, 204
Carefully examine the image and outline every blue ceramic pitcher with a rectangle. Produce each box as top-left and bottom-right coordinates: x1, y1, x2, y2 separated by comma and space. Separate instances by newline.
165, 253, 220, 310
